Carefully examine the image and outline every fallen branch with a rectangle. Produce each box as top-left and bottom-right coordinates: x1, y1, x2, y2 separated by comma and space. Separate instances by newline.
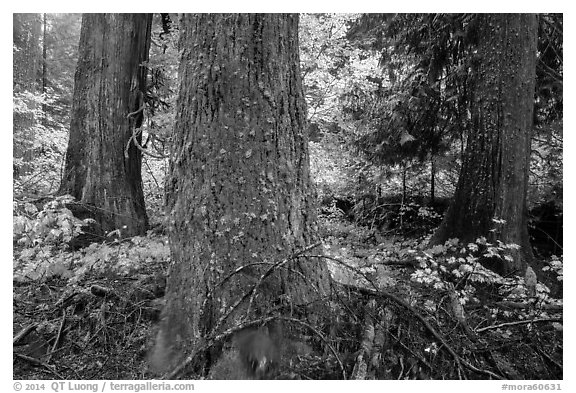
476, 318, 562, 333
351, 299, 376, 380
14, 353, 65, 379
496, 301, 563, 312
314, 253, 504, 380
13, 323, 37, 345
47, 311, 67, 363
211, 242, 322, 333
277, 316, 346, 380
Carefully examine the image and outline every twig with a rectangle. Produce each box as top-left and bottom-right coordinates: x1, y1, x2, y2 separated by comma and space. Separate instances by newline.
14, 353, 65, 379
496, 301, 563, 312
125, 126, 166, 160
277, 316, 347, 380
163, 316, 277, 380
126, 91, 145, 119
246, 242, 322, 317
315, 253, 504, 379
13, 323, 37, 345
476, 318, 562, 333
214, 261, 276, 290
211, 242, 322, 333
535, 346, 562, 370
163, 240, 323, 381
47, 311, 67, 362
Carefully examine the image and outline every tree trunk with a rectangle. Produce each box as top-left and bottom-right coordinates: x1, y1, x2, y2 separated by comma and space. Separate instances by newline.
13, 13, 42, 176
430, 14, 537, 275
13, 14, 41, 92
430, 155, 435, 204
41, 13, 48, 128
59, 14, 151, 238
151, 13, 332, 377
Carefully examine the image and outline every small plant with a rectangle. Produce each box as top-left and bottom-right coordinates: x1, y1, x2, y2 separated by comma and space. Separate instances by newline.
13, 195, 91, 248
542, 254, 563, 282
411, 236, 558, 304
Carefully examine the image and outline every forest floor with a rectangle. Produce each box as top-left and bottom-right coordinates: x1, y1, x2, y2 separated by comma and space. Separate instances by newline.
13, 214, 563, 380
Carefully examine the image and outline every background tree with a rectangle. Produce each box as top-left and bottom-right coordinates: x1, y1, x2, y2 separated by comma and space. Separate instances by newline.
13, 13, 42, 178
335, 13, 561, 252
150, 13, 332, 376
137, 13, 180, 220
343, 14, 479, 203
41, 14, 82, 133
58, 14, 152, 238
527, 14, 563, 257
13, 14, 41, 92
430, 14, 538, 274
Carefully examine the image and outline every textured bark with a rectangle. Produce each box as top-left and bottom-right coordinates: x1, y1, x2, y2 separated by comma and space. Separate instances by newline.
151, 13, 332, 374
59, 14, 151, 237
431, 14, 537, 274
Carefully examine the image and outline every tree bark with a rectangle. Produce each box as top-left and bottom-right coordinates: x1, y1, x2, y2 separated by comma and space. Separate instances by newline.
430, 14, 537, 274
59, 14, 151, 237
151, 13, 332, 376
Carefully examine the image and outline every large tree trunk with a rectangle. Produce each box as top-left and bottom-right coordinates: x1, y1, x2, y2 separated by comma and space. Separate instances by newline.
59, 14, 151, 238
151, 13, 332, 377
430, 14, 537, 274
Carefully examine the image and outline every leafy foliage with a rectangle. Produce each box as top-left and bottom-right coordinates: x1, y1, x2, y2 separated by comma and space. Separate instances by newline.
13, 13, 81, 197
14, 212, 169, 284
13, 90, 69, 195
410, 236, 562, 323
12, 195, 167, 284
301, 14, 380, 200
13, 195, 92, 282
13, 195, 88, 248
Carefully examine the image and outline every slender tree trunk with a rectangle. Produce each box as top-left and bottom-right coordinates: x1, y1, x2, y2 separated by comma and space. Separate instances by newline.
13, 14, 41, 92
151, 13, 331, 377
401, 164, 407, 202
42, 13, 48, 128
59, 14, 151, 237
431, 14, 537, 274
430, 155, 435, 204
13, 13, 42, 176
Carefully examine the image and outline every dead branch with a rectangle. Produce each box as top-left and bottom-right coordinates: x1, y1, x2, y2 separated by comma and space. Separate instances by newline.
14, 353, 65, 379
316, 253, 505, 380
47, 311, 67, 363
277, 316, 346, 380
496, 301, 563, 312
351, 299, 376, 379
476, 318, 562, 333
13, 323, 37, 345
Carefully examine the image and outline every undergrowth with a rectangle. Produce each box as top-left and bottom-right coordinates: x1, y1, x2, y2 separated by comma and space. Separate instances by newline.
13, 199, 563, 379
